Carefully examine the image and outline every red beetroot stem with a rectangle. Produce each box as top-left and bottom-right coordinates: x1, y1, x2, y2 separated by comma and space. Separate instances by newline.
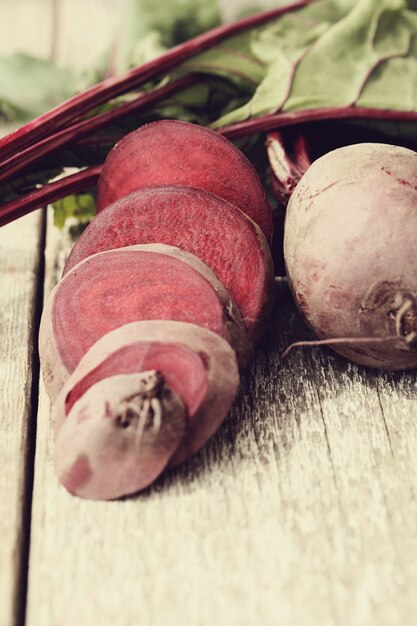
266, 130, 302, 203
3, 104, 417, 227
293, 133, 312, 173
219, 106, 417, 139
0, 75, 199, 185
0, 166, 101, 227
0, 0, 313, 162
266, 129, 311, 204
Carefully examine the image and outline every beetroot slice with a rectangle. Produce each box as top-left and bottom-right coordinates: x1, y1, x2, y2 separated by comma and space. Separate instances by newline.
54, 249, 226, 371
52, 321, 239, 499
65, 342, 208, 418
55, 371, 187, 500
40, 243, 249, 401
64, 186, 274, 342
96, 119, 272, 243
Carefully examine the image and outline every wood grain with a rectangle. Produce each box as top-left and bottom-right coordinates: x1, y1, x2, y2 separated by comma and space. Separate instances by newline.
0, 3, 52, 625
0, 213, 44, 626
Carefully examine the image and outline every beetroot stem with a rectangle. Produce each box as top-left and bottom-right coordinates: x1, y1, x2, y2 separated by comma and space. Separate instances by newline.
0, 166, 101, 227
293, 133, 312, 172
266, 129, 311, 206
219, 106, 417, 139
0, 0, 314, 162
0, 75, 199, 185
5, 102, 417, 228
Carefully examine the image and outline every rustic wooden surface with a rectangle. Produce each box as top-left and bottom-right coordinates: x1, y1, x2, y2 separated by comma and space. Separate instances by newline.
0, 213, 43, 626
1, 2, 417, 626
0, 2, 50, 624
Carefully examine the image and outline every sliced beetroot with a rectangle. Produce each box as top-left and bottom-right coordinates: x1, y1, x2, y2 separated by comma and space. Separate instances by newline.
64, 186, 274, 342
64, 341, 208, 419
52, 321, 240, 499
55, 371, 187, 500
40, 243, 249, 401
96, 120, 272, 243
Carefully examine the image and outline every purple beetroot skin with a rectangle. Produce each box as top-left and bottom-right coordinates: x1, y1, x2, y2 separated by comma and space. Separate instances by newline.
284, 142, 417, 370
52, 321, 240, 499
96, 120, 273, 243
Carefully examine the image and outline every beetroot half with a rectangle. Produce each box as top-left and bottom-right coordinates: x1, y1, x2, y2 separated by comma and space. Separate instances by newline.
96, 120, 272, 243
40, 243, 249, 401
52, 320, 240, 499
64, 186, 274, 342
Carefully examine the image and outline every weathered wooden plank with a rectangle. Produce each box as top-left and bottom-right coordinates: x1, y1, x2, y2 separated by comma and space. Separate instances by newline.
0, 2, 53, 624
0, 213, 44, 626
306, 350, 417, 625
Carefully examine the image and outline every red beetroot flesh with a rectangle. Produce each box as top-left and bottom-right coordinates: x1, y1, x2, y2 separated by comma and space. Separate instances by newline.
41, 243, 249, 401
52, 320, 239, 463
52, 321, 240, 498
65, 341, 208, 418
65, 186, 274, 341
96, 120, 272, 243
53, 248, 232, 373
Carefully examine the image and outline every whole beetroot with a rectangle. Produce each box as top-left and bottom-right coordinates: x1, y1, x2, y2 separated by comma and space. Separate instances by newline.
284, 142, 417, 370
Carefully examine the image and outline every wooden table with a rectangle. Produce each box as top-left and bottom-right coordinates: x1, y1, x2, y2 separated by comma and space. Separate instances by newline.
1, 2, 417, 625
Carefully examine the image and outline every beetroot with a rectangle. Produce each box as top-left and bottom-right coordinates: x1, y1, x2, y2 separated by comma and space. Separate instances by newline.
52, 320, 239, 499
284, 142, 417, 370
40, 243, 249, 401
62, 342, 208, 424
95, 120, 273, 243
65, 186, 274, 342
55, 371, 186, 499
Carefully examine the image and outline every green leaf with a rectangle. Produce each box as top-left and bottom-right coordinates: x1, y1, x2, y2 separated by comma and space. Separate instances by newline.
181, 32, 266, 90
356, 56, 417, 109
114, 0, 221, 73
53, 193, 96, 229
355, 11, 417, 109
283, 0, 409, 111
0, 53, 77, 122
213, 0, 417, 128
212, 0, 353, 127
121, 31, 168, 68
169, 79, 246, 123
127, 0, 220, 44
